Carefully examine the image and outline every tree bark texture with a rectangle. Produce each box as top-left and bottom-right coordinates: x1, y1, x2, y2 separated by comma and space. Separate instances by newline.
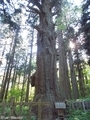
32, 1, 62, 119
75, 47, 85, 97
58, 31, 71, 100
68, 49, 79, 99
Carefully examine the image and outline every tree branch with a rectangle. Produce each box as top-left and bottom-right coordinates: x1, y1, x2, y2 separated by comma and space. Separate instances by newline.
52, 0, 63, 16
27, 5, 41, 14
0, 8, 3, 11
52, 11, 58, 16
29, 0, 42, 11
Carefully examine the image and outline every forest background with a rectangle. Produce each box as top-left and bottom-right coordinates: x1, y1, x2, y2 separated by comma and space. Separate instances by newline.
0, 0, 90, 119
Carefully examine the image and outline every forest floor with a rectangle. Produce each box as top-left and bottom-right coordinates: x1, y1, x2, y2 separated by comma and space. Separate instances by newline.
0, 96, 90, 120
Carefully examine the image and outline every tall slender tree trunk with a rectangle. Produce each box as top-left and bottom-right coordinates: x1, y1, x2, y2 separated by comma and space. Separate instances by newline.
17, 74, 21, 89
25, 29, 34, 102
11, 67, 16, 88
0, 61, 8, 100
75, 48, 85, 97
0, 41, 7, 66
77, 63, 85, 97
12, 71, 18, 88
4, 29, 18, 100
0, 40, 13, 101
21, 56, 27, 102
68, 49, 79, 99
58, 31, 71, 100
4, 64, 13, 100
0, 62, 11, 101
0, 28, 19, 101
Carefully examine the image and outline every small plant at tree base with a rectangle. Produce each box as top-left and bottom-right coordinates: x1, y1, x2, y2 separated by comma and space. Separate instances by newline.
31, 116, 37, 120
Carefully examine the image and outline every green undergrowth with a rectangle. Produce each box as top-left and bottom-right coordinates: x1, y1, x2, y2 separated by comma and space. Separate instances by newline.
67, 109, 90, 120
66, 96, 90, 120
68, 95, 90, 103
0, 97, 90, 120
0, 106, 36, 120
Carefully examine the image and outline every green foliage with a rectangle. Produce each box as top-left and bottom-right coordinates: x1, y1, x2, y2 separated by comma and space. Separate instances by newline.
31, 116, 37, 120
29, 87, 35, 101
67, 110, 90, 120
56, 1, 81, 31
8, 87, 25, 101
85, 84, 90, 96
56, 17, 66, 31
0, 105, 37, 120
8, 85, 35, 102
83, 95, 90, 101
1, 12, 19, 30
0, 107, 10, 116
4, 107, 10, 116
81, 0, 90, 55
21, 115, 37, 120
15, 105, 28, 118
67, 97, 90, 120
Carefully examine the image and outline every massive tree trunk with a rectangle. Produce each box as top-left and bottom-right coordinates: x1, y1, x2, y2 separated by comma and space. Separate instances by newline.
32, 1, 62, 119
